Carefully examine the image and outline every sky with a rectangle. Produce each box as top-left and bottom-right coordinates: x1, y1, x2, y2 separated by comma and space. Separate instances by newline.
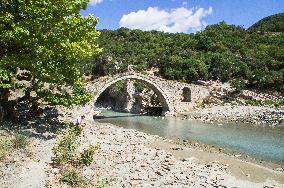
81, 0, 284, 33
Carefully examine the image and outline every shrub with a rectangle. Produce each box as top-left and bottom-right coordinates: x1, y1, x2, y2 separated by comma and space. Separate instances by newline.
13, 133, 29, 149
77, 145, 100, 167
60, 167, 87, 187
52, 123, 83, 165
245, 98, 262, 106
198, 96, 223, 107
231, 78, 246, 92
0, 131, 30, 161
52, 122, 101, 187
112, 81, 126, 92
264, 99, 284, 107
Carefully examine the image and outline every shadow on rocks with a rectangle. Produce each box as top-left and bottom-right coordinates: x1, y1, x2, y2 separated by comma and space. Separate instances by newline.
1, 105, 65, 140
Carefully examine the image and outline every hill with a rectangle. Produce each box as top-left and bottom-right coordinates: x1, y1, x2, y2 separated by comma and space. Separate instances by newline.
248, 13, 284, 32
89, 22, 284, 92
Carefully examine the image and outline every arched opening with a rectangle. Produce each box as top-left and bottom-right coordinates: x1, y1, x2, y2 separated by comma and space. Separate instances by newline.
95, 82, 130, 112
182, 87, 191, 102
94, 76, 171, 115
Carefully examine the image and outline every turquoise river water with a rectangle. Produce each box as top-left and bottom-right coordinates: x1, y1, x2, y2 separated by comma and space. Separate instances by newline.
97, 110, 284, 164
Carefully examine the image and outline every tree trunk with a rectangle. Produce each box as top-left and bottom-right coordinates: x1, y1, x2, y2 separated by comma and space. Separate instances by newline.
30, 100, 42, 117
0, 105, 4, 125
0, 88, 17, 122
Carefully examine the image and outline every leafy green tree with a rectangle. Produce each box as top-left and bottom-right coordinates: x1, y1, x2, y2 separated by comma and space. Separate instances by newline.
92, 18, 284, 92
0, 0, 101, 120
248, 13, 284, 33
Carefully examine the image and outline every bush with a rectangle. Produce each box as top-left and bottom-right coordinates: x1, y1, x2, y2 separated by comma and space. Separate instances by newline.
60, 167, 87, 187
245, 99, 262, 106
52, 123, 83, 165
0, 131, 30, 161
13, 133, 29, 149
231, 78, 246, 92
198, 96, 223, 108
264, 99, 284, 107
112, 81, 126, 92
77, 145, 99, 167
52, 122, 101, 187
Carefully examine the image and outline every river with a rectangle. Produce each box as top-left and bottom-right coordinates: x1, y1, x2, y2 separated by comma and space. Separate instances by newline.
97, 110, 284, 164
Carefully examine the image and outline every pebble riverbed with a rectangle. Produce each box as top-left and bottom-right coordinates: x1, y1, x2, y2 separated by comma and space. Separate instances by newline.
190, 105, 284, 126
74, 122, 283, 188
80, 123, 229, 187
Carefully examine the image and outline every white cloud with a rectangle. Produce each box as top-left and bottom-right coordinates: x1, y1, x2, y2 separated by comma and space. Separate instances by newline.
119, 6, 213, 33
89, 0, 103, 5
182, 1, 188, 6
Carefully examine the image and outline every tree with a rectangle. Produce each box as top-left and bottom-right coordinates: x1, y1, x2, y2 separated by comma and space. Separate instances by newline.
248, 13, 284, 33
0, 0, 101, 121
93, 20, 283, 92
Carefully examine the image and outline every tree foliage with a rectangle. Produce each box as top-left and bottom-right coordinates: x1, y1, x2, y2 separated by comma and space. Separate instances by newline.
0, 0, 101, 111
248, 13, 284, 33
92, 19, 284, 92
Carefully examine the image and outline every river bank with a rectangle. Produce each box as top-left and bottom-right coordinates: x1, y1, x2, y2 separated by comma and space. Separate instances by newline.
183, 105, 284, 127
1, 105, 284, 187
70, 121, 284, 187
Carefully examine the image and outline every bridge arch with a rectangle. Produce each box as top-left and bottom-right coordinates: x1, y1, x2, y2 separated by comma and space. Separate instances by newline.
93, 73, 173, 114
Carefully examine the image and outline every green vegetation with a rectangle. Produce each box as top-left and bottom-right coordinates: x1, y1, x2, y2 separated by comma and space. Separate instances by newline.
13, 132, 29, 149
0, 131, 13, 161
197, 96, 223, 108
52, 122, 100, 187
52, 123, 83, 165
245, 98, 284, 107
231, 78, 247, 93
264, 99, 284, 107
92, 16, 284, 93
112, 80, 126, 92
244, 99, 262, 106
0, 130, 30, 161
248, 13, 284, 32
0, 0, 101, 121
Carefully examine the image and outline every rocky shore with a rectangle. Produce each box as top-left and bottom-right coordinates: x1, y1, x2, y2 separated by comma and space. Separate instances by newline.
47, 120, 284, 188
187, 105, 284, 126
1, 105, 284, 188
80, 123, 229, 187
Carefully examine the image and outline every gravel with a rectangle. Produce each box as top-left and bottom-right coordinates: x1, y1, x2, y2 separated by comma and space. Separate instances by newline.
190, 105, 284, 126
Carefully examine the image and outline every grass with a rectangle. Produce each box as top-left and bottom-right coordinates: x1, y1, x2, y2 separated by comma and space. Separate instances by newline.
263, 99, 284, 107
0, 130, 30, 162
13, 132, 29, 149
0, 131, 13, 161
244, 98, 262, 106
244, 98, 284, 107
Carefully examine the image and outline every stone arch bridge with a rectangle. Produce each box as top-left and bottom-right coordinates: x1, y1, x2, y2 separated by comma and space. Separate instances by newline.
87, 72, 210, 116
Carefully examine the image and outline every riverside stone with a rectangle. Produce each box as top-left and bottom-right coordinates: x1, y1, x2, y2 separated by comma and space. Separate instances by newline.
51, 119, 284, 188
75, 122, 232, 187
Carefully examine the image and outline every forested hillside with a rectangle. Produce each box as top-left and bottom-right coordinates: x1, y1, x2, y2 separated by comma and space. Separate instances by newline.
248, 13, 284, 32
91, 18, 284, 92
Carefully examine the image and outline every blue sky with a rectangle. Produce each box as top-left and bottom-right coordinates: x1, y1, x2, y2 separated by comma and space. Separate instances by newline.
81, 0, 284, 33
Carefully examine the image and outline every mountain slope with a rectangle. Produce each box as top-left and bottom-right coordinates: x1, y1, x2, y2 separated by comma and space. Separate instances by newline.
248, 13, 284, 32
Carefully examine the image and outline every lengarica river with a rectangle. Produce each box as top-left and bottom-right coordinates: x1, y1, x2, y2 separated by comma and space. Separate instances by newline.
96, 110, 284, 164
